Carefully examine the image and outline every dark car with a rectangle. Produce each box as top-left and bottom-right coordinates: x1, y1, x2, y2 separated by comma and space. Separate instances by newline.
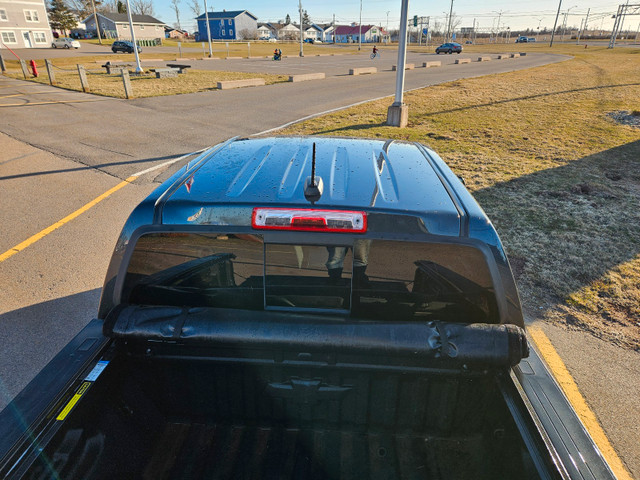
435, 42, 462, 54
111, 40, 141, 54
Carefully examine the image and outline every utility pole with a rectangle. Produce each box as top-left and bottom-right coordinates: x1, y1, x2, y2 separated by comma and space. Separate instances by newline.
299, 0, 304, 57
550, 0, 563, 47
90, 0, 102, 44
472, 17, 476, 43
496, 10, 503, 43
387, 0, 410, 127
203, 0, 212, 57
358, 0, 363, 51
577, 8, 589, 43
124, 0, 142, 73
446, 0, 454, 42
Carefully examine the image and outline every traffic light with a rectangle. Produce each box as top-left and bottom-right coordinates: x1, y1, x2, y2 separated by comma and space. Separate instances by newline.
413, 15, 418, 27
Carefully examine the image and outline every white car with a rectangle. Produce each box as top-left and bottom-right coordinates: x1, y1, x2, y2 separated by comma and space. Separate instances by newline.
52, 37, 81, 49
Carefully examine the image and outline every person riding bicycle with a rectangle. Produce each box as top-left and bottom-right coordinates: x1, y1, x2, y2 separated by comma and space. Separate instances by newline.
372, 45, 378, 56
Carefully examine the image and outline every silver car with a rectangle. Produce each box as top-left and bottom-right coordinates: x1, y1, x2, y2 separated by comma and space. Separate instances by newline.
52, 37, 81, 49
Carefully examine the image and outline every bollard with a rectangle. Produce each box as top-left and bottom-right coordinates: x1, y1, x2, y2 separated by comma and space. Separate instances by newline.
0, 52, 6, 74
121, 69, 133, 99
20, 59, 29, 79
247, 42, 250, 57
77, 64, 90, 92
226, 42, 229, 58
45, 59, 56, 85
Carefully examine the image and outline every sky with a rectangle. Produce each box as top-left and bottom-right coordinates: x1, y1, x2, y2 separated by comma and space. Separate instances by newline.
155, 1, 631, 35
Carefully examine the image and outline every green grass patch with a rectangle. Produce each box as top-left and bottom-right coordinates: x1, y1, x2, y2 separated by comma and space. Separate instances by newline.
278, 44, 640, 350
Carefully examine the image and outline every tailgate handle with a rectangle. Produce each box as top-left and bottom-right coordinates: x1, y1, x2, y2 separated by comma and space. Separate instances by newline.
267, 378, 352, 404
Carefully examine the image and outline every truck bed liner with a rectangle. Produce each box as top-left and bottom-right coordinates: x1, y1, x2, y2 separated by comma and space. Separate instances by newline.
145, 422, 485, 480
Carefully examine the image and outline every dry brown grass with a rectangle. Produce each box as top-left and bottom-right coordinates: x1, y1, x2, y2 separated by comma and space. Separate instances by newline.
279, 44, 640, 350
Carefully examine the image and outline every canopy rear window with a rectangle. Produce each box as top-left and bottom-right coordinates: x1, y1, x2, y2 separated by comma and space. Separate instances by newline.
122, 233, 498, 323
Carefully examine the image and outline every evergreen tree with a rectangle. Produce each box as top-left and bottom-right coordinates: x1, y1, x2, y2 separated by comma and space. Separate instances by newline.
117, 0, 126, 13
302, 10, 310, 26
49, 0, 78, 35
285, 14, 291, 24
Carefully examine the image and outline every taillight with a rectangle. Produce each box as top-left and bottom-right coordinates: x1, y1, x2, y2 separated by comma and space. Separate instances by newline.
252, 208, 367, 233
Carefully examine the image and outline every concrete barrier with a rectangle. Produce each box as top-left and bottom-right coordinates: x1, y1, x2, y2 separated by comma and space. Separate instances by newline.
423, 61, 442, 68
288, 72, 325, 82
454, 58, 471, 64
217, 78, 265, 90
349, 67, 377, 75
225, 56, 243, 60
477, 56, 492, 62
497, 54, 509, 60
392, 63, 415, 71
200, 57, 220, 60
510, 53, 520, 58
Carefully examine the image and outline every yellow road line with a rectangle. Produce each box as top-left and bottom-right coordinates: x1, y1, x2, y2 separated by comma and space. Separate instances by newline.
0, 176, 137, 263
0, 99, 101, 107
528, 326, 633, 480
0, 93, 23, 99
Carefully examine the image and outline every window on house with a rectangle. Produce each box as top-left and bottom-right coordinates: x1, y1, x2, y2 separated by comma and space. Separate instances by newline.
228, 19, 232, 25
229, 29, 233, 36
221, 29, 225, 35
33, 32, 46, 43
140, 25, 145, 29
0, 9, 8, 21
1, 31, 17, 43
24, 10, 39, 22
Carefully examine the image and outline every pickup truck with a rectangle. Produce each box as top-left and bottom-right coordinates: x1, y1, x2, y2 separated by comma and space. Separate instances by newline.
0, 137, 616, 479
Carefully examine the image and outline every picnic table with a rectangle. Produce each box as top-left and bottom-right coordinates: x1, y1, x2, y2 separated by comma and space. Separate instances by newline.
165, 64, 191, 74
101, 62, 132, 74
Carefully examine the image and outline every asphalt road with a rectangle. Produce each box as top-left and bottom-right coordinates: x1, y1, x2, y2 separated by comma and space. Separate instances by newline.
1, 49, 638, 478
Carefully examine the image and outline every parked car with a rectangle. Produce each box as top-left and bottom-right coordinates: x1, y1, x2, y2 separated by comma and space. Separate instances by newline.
51, 37, 80, 49
304, 38, 315, 44
435, 42, 462, 54
516, 36, 529, 43
527, 37, 536, 42
111, 40, 141, 54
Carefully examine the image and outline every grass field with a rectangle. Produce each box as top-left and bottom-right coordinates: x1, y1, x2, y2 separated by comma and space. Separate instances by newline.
278, 43, 640, 350
2, 56, 288, 98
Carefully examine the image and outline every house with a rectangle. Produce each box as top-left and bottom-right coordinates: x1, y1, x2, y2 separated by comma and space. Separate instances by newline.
165, 26, 188, 39
303, 24, 323, 42
0, 0, 53, 49
257, 22, 276, 40
277, 23, 300, 40
196, 10, 257, 41
83, 12, 165, 40
333, 25, 388, 43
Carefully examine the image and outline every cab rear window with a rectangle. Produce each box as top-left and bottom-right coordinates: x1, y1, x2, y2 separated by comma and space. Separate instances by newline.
122, 233, 498, 323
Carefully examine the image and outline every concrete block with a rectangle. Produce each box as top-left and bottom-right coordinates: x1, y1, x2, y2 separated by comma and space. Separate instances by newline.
349, 67, 377, 75
217, 78, 265, 89
288, 72, 326, 82
387, 104, 408, 128
423, 61, 442, 68
454, 58, 471, 64
392, 63, 415, 71
477, 56, 491, 62
497, 54, 509, 59
510, 53, 520, 58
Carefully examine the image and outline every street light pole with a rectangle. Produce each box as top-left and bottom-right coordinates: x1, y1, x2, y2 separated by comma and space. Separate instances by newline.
203, 0, 212, 57
446, 0, 454, 42
358, 0, 363, 51
124, 0, 143, 73
90, 0, 102, 44
299, 0, 304, 57
550, 0, 563, 47
386, 0, 410, 127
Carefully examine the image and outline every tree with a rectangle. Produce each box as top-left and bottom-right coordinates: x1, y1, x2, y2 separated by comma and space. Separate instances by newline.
129, 0, 154, 15
187, 0, 200, 18
238, 28, 258, 40
285, 14, 291, 24
170, 0, 180, 29
66, 0, 101, 18
49, 0, 78, 34
117, 0, 126, 13
302, 10, 310, 26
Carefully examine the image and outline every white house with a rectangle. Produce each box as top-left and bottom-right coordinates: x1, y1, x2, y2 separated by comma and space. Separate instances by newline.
0, 0, 53, 49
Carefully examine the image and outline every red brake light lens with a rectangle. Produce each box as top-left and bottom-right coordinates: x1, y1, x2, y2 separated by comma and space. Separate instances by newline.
252, 208, 367, 233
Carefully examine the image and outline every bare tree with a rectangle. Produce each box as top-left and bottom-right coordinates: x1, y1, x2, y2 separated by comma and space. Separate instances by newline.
129, 0, 153, 15
238, 28, 258, 40
170, 0, 180, 29
187, 0, 200, 18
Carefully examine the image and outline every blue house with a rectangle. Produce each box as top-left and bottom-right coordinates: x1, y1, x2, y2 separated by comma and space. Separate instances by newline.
196, 10, 257, 41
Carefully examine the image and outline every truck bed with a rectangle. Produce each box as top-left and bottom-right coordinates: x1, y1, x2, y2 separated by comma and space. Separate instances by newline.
23, 341, 538, 480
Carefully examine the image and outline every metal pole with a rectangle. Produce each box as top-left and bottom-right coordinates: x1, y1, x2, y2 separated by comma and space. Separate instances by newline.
124, 0, 143, 73
203, 0, 213, 57
90, 0, 102, 44
419, 17, 423, 46
394, 0, 409, 105
608, 5, 623, 48
358, 0, 363, 51
299, 0, 304, 57
550, 0, 563, 47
